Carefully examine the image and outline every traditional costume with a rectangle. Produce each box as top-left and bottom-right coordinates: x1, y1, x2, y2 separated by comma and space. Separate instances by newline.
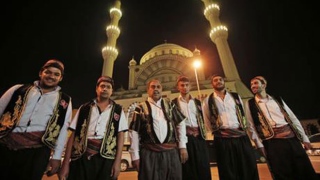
129, 97, 187, 180
203, 92, 259, 180
172, 95, 211, 180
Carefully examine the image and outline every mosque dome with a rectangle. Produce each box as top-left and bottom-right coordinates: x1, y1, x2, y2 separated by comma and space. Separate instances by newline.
140, 43, 193, 64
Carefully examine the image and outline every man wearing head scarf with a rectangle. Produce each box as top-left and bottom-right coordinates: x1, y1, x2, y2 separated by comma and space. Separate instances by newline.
0, 59, 72, 180
202, 74, 260, 180
59, 76, 128, 180
245, 75, 318, 180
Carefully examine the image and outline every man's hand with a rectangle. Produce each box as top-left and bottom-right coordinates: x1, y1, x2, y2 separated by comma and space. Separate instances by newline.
111, 160, 121, 179
180, 148, 188, 164
132, 159, 140, 172
45, 159, 61, 176
303, 142, 313, 150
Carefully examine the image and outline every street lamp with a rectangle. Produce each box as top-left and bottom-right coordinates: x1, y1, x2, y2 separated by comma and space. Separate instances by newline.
193, 60, 202, 98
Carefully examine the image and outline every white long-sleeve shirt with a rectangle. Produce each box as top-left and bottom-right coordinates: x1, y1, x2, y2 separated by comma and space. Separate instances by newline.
245, 94, 310, 146
202, 92, 241, 133
202, 92, 261, 148
177, 95, 199, 128
0, 81, 73, 159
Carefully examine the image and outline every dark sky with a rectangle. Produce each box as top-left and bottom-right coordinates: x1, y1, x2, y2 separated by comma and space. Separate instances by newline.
1, 0, 319, 119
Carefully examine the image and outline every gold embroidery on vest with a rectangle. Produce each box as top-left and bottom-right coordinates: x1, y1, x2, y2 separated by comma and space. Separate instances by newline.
273, 98, 303, 141
101, 105, 119, 159
103, 123, 116, 157
73, 118, 88, 157
0, 86, 31, 138
194, 100, 206, 139
210, 95, 223, 132
141, 102, 156, 143
164, 100, 174, 143
42, 92, 62, 148
255, 101, 274, 140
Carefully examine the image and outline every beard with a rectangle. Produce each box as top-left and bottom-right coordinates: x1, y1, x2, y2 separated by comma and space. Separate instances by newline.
214, 84, 225, 91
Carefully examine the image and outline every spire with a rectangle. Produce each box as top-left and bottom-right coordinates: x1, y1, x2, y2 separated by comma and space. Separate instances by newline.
200, 0, 253, 98
101, 0, 122, 77
200, 0, 240, 80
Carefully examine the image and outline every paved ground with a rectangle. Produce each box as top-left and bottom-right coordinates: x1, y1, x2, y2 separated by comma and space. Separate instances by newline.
43, 155, 320, 180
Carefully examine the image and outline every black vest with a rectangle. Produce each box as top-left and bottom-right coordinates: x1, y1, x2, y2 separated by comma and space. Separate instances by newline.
248, 96, 302, 141
129, 99, 185, 144
0, 84, 71, 149
172, 97, 206, 139
71, 100, 122, 160
207, 92, 247, 131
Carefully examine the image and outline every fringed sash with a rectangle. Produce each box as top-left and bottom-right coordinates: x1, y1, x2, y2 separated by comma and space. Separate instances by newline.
142, 143, 177, 152
273, 124, 295, 138
186, 126, 200, 137
0, 131, 44, 150
214, 128, 246, 138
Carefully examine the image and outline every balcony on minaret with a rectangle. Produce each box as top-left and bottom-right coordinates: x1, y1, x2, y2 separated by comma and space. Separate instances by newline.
106, 25, 120, 38
204, 3, 220, 20
210, 25, 228, 42
110, 7, 122, 20
102, 46, 118, 60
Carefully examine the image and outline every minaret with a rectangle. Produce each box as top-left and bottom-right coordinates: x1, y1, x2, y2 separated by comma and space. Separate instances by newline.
200, 0, 253, 98
101, 0, 122, 77
128, 56, 137, 90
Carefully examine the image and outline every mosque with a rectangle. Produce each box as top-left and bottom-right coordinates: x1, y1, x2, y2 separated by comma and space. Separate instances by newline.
102, 0, 252, 113
100, 0, 320, 138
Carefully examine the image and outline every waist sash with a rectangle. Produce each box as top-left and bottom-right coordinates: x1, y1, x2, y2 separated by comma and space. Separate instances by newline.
273, 124, 295, 138
85, 138, 102, 158
142, 143, 177, 152
186, 126, 200, 137
0, 131, 44, 150
214, 128, 246, 138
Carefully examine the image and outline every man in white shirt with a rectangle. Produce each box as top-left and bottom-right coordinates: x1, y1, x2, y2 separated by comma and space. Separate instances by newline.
172, 75, 211, 180
0, 59, 72, 180
245, 75, 318, 180
129, 79, 188, 180
202, 74, 260, 180
59, 76, 128, 180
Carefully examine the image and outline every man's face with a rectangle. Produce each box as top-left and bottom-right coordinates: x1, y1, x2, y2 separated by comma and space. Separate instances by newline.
177, 81, 190, 95
211, 76, 225, 91
250, 79, 264, 94
39, 67, 63, 89
96, 81, 113, 99
148, 80, 162, 101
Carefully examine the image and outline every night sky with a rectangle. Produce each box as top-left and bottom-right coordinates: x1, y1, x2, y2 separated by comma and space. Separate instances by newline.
1, 0, 319, 119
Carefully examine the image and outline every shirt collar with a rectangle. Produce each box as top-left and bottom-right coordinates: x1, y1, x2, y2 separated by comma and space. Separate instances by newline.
255, 94, 273, 103
147, 97, 162, 106
178, 94, 194, 102
33, 80, 61, 92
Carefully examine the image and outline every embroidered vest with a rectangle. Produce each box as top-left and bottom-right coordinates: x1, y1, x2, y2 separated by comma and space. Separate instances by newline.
248, 96, 303, 141
172, 97, 206, 139
0, 84, 70, 149
71, 100, 122, 160
208, 92, 248, 132
129, 98, 185, 144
